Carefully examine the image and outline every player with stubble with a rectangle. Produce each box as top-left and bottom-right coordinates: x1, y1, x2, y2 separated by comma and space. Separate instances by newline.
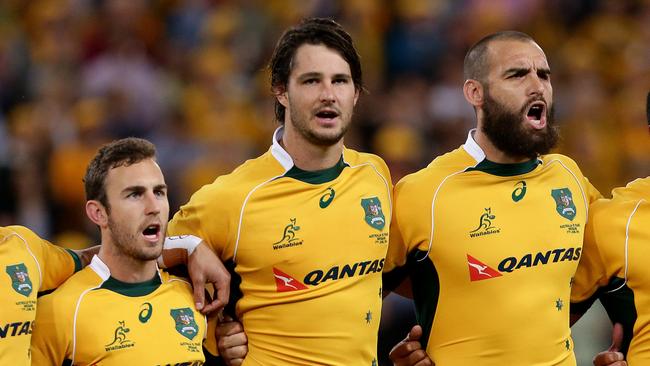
30, 138, 212, 365
168, 18, 393, 365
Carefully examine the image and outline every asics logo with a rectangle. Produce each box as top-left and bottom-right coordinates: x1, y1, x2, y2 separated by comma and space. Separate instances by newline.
319, 187, 335, 208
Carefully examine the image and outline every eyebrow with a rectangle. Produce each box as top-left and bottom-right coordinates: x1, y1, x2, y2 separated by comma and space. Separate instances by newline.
121, 184, 168, 195
503, 67, 551, 77
297, 72, 352, 81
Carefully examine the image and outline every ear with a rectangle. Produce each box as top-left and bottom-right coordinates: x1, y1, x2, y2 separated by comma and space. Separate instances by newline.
463, 79, 484, 108
274, 86, 288, 108
353, 88, 360, 106
86, 200, 108, 227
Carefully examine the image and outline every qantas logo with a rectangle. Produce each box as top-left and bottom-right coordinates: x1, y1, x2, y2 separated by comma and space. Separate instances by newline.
467, 255, 502, 281
272, 258, 384, 291
468, 247, 582, 281
273, 268, 307, 292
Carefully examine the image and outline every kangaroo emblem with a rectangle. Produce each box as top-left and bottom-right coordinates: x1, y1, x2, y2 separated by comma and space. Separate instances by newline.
106, 321, 130, 347
274, 218, 301, 245
470, 208, 496, 233
468, 262, 492, 277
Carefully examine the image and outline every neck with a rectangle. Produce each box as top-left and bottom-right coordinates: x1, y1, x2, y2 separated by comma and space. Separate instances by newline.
97, 242, 157, 283
281, 126, 344, 171
473, 127, 530, 164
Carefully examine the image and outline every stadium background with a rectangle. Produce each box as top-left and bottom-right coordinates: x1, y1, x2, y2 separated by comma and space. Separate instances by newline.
0, 0, 648, 364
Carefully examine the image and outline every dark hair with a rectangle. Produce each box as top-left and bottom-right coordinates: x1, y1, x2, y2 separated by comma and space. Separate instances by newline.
84, 137, 156, 211
269, 17, 363, 124
463, 31, 536, 82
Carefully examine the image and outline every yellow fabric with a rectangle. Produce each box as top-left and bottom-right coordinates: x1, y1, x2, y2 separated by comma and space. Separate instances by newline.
168, 141, 392, 365
31, 257, 206, 365
385, 139, 601, 365
571, 177, 650, 363
0, 225, 76, 365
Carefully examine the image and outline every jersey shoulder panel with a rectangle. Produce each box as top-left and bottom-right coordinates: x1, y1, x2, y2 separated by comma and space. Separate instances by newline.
190, 149, 288, 211
612, 177, 650, 200
343, 149, 391, 176
45, 267, 104, 305
168, 150, 286, 257
396, 146, 473, 199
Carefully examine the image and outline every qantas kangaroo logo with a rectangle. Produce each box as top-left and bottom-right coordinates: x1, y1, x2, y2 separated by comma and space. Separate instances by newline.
272, 268, 307, 292
467, 254, 502, 281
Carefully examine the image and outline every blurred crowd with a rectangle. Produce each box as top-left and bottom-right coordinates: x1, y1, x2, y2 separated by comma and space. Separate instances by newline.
1, 1, 647, 364
0, 0, 648, 249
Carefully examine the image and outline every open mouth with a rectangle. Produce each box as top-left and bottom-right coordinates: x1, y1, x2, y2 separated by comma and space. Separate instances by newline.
142, 224, 161, 241
526, 102, 546, 129
315, 109, 339, 120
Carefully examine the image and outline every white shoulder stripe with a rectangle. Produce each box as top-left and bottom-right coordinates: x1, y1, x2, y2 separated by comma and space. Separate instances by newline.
424, 168, 474, 261
71, 284, 103, 363
607, 199, 645, 294
233, 175, 285, 262
348, 161, 393, 219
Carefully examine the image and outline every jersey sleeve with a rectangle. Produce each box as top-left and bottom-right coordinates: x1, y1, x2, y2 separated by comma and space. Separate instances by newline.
9, 225, 81, 291
382, 175, 431, 291
31, 293, 72, 364
167, 184, 232, 260
570, 199, 614, 311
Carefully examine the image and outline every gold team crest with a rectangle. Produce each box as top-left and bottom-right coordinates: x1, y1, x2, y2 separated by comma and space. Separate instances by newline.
551, 188, 576, 221
6, 263, 32, 296
170, 308, 198, 340
361, 197, 385, 230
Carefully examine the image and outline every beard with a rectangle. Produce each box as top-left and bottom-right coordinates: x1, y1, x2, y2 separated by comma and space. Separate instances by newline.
481, 92, 559, 159
287, 101, 351, 147
108, 216, 162, 261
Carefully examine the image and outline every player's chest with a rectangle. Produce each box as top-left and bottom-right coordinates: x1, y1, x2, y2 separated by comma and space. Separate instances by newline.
431, 176, 587, 279
236, 178, 390, 266
73, 290, 204, 364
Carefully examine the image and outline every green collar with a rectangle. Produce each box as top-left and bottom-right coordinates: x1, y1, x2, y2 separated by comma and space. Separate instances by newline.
100, 273, 162, 297
284, 156, 348, 184
466, 158, 540, 177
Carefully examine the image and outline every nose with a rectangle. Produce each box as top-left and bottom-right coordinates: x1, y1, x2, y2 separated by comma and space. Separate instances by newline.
319, 81, 336, 103
527, 74, 545, 97
144, 191, 161, 215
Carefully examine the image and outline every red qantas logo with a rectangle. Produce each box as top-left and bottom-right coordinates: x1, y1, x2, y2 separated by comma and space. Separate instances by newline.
467, 254, 502, 281
272, 268, 307, 292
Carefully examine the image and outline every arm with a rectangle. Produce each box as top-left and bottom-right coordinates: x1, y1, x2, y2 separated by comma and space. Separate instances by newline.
593, 323, 627, 366
216, 315, 248, 366
389, 325, 434, 366
159, 236, 231, 314
31, 294, 70, 365
71, 245, 100, 268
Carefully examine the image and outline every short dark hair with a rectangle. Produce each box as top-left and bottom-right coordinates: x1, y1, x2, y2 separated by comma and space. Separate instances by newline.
463, 31, 536, 82
84, 137, 156, 211
269, 17, 363, 124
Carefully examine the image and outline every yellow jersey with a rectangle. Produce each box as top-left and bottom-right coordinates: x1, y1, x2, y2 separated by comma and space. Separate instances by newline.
168, 128, 392, 365
31, 256, 206, 365
385, 131, 600, 366
571, 177, 650, 364
0, 225, 80, 365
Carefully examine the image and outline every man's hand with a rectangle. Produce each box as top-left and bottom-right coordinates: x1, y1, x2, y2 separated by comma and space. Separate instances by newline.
593, 323, 627, 366
216, 315, 248, 366
188, 243, 230, 314
389, 325, 434, 366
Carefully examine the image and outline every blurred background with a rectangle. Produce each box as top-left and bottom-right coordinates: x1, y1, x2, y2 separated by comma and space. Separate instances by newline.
1, 0, 648, 364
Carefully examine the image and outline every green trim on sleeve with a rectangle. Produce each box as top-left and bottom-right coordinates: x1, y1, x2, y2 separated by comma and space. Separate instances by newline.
65, 249, 83, 273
